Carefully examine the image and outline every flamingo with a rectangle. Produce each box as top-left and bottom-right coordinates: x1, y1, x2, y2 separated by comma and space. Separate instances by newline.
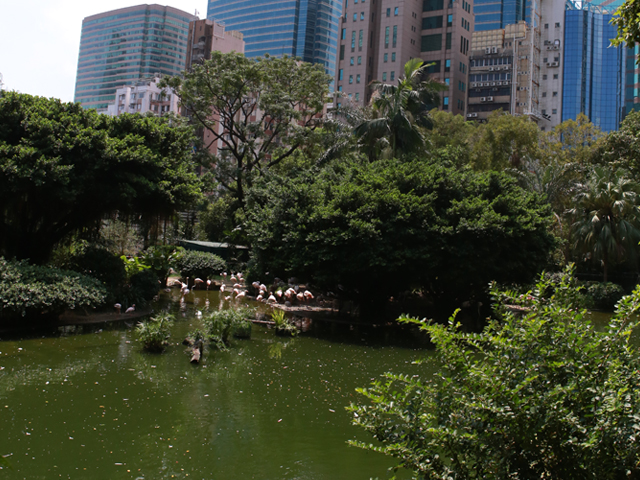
220, 284, 226, 293
296, 292, 304, 302
114, 303, 122, 314
230, 274, 237, 282
304, 290, 314, 300
236, 291, 246, 300
206, 279, 212, 290
125, 304, 136, 314
256, 294, 264, 302
194, 278, 204, 289
252, 281, 261, 289
267, 294, 277, 303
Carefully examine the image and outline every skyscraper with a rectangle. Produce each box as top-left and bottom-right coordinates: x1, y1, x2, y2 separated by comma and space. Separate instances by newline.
474, 0, 540, 31
562, 2, 625, 132
74, 4, 196, 112
206, 0, 342, 82
334, 0, 473, 115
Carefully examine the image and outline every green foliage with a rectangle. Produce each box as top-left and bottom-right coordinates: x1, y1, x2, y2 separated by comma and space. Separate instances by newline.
584, 281, 626, 311
128, 269, 160, 307
136, 312, 173, 352
0, 257, 106, 321
568, 166, 640, 282
542, 113, 603, 165
203, 307, 255, 348
138, 245, 184, 286
612, 0, 640, 49
197, 196, 236, 242
0, 91, 202, 263
121, 255, 150, 279
174, 250, 226, 282
598, 110, 640, 175
246, 155, 556, 313
162, 52, 331, 208
68, 245, 127, 296
349, 266, 640, 478
271, 308, 299, 337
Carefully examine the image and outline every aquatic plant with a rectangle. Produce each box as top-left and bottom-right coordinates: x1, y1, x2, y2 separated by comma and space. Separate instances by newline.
203, 307, 255, 348
271, 309, 298, 337
136, 312, 174, 352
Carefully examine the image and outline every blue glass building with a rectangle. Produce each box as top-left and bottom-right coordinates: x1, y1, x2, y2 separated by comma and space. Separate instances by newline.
474, 0, 538, 31
207, 0, 342, 85
561, 5, 624, 132
74, 5, 196, 112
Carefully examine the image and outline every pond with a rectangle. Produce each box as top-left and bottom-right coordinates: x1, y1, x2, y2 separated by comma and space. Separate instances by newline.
0, 289, 431, 479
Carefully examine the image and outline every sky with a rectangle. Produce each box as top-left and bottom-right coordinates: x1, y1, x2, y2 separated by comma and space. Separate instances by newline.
0, 0, 207, 102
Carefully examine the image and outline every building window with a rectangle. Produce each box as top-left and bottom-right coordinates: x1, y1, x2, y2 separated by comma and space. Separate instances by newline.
352, 31, 356, 50
543, 57, 548, 63
542, 92, 547, 97
392, 52, 396, 61
340, 45, 345, 60
444, 77, 450, 85
446, 32, 452, 49
552, 108, 557, 114
383, 72, 387, 81
384, 53, 388, 62
392, 25, 397, 47
342, 28, 346, 40
543, 74, 547, 80
339, 69, 344, 80
359, 29, 363, 49
394, 7, 399, 15
356, 74, 361, 83
355, 93, 360, 101
554, 56, 560, 62
552, 91, 558, 97
385, 26, 390, 47
423, 0, 444, 11
422, 16, 443, 29
357, 56, 362, 65
361, 12, 365, 20
555, 22, 560, 27
422, 34, 442, 52
349, 75, 353, 84
386, 7, 390, 16
390, 71, 395, 81
353, 13, 357, 21
553, 74, 558, 79
445, 59, 451, 72
350, 57, 355, 65
447, 14, 453, 27
443, 96, 449, 110
338, 85, 343, 92
542, 109, 546, 115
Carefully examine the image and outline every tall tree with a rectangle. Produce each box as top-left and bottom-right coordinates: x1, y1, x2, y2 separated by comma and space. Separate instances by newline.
0, 92, 202, 263
598, 110, 640, 175
162, 52, 331, 209
354, 59, 445, 160
568, 166, 640, 281
541, 113, 603, 165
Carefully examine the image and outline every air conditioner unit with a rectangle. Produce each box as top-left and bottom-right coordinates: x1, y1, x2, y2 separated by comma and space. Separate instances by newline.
553, 46, 560, 50
487, 96, 494, 101
491, 82, 496, 86
471, 113, 478, 117
519, 87, 525, 91
471, 83, 476, 87
497, 81, 502, 85
485, 47, 491, 54
481, 97, 487, 102
467, 113, 474, 118
489, 67, 494, 71
544, 40, 550, 45
546, 46, 553, 50
492, 47, 498, 53
504, 81, 510, 85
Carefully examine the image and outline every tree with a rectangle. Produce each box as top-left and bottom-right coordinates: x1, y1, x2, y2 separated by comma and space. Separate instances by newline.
541, 113, 603, 165
162, 52, 331, 209
598, 110, 640, 175
470, 111, 541, 170
568, 166, 640, 282
349, 267, 640, 479
245, 154, 555, 316
0, 92, 202, 263
354, 59, 445, 160
612, 0, 640, 48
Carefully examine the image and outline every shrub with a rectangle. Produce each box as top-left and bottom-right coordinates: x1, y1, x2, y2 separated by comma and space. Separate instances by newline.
136, 312, 173, 352
67, 245, 126, 302
139, 245, 184, 286
0, 257, 106, 321
127, 269, 160, 307
584, 281, 625, 310
349, 266, 640, 478
203, 307, 255, 347
174, 250, 226, 283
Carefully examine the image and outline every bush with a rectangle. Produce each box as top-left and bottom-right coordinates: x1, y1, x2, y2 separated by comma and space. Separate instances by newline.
584, 281, 625, 310
349, 266, 640, 478
138, 245, 184, 286
0, 257, 106, 321
174, 250, 226, 283
136, 312, 173, 352
127, 269, 160, 307
203, 307, 255, 348
271, 309, 298, 337
67, 245, 126, 302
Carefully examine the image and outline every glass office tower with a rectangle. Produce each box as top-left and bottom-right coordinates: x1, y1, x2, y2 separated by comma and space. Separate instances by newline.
74, 5, 196, 112
474, 0, 539, 31
207, 0, 342, 84
562, 5, 624, 132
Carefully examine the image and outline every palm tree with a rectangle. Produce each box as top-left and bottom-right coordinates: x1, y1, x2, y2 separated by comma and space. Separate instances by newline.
354, 58, 446, 160
568, 166, 640, 282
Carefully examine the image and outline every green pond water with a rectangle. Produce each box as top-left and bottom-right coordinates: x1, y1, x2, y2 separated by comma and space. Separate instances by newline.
0, 290, 431, 479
